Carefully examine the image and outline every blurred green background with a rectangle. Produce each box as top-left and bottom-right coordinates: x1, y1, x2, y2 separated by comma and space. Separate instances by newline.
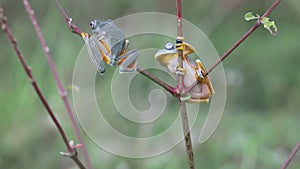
1, 0, 300, 168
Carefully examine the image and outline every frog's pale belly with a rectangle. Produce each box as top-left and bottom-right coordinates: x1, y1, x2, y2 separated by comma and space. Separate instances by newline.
182, 61, 197, 87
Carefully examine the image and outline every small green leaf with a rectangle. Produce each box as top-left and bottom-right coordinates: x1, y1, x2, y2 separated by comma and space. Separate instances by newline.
261, 17, 278, 35
244, 12, 260, 21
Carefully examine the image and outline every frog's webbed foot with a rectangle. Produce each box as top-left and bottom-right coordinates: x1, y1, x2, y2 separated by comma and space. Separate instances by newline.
180, 93, 191, 102
118, 49, 139, 73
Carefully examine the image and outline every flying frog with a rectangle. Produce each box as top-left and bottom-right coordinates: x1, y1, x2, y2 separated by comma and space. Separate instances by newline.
81, 19, 138, 74
155, 42, 214, 103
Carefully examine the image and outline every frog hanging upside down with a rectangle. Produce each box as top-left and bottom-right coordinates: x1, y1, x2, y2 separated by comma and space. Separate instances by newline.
81, 19, 138, 74
154, 39, 214, 103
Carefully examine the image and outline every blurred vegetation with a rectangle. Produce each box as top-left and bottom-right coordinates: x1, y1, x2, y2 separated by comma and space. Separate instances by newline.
1, 0, 300, 169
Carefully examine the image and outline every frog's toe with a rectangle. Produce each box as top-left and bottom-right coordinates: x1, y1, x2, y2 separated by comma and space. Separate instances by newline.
109, 56, 118, 66
119, 66, 137, 74
176, 67, 186, 76
97, 67, 106, 75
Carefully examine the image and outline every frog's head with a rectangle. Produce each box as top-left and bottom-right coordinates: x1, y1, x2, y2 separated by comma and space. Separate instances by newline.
90, 19, 113, 33
155, 42, 196, 66
154, 43, 178, 66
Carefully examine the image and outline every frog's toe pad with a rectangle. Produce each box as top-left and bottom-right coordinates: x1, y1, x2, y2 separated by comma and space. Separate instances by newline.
119, 61, 137, 74
176, 67, 186, 75
180, 93, 192, 102
119, 67, 137, 74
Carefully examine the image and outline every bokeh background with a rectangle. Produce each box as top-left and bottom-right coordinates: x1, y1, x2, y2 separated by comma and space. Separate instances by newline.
1, 0, 300, 169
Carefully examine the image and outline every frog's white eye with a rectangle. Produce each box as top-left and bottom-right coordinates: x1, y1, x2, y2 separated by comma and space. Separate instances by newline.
165, 43, 174, 50
90, 20, 97, 30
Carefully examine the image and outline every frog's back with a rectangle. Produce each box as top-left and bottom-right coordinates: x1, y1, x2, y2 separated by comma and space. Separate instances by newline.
100, 21, 125, 52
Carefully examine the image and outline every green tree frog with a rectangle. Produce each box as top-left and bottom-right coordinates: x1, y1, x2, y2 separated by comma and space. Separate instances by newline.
155, 42, 214, 103
81, 20, 138, 74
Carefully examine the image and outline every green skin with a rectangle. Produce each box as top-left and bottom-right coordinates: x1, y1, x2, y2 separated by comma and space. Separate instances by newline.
154, 43, 213, 103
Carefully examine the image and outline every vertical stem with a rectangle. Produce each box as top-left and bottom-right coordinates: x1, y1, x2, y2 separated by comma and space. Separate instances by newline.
176, 1, 195, 169
176, 0, 183, 90
180, 102, 195, 169
0, 8, 86, 169
23, 1, 93, 168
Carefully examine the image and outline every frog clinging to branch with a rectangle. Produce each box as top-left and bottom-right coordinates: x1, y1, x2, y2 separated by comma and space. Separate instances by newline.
155, 41, 214, 103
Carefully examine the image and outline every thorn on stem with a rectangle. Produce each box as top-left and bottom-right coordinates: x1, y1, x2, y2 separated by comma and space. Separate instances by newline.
69, 140, 83, 149
45, 46, 50, 53
1, 24, 6, 30
59, 91, 68, 97
60, 151, 75, 157
59, 140, 82, 157
68, 18, 73, 25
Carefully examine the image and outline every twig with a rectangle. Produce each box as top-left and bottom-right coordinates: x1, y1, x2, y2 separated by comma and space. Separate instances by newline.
137, 67, 178, 97
22, 1, 93, 169
204, 0, 283, 76
176, 0, 195, 169
281, 141, 300, 169
53, 0, 82, 36
0, 7, 86, 169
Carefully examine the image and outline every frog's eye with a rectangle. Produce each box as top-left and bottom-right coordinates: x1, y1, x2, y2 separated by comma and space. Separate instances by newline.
165, 43, 174, 50
90, 20, 97, 30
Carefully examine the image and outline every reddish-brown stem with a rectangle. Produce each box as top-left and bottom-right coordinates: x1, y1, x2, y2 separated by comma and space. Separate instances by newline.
176, 0, 183, 91
204, 0, 283, 76
176, 0, 195, 169
0, 8, 86, 169
281, 141, 300, 169
54, 0, 82, 36
137, 67, 178, 96
22, 1, 92, 169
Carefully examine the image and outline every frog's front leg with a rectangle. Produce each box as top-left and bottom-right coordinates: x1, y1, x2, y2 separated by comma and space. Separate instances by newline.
109, 40, 129, 67
175, 37, 186, 76
89, 33, 112, 65
81, 32, 107, 74
118, 49, 139, 73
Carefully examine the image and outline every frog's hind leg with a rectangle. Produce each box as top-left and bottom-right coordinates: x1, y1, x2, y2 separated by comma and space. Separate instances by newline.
188, 84, 211, 103
109, 40, 127, 67
118, 49, 139, 73
82, 32, 106, 74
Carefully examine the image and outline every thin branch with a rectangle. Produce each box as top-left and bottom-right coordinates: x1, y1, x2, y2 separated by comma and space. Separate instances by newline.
281, 141, 300, 169
0, 8, 86, 169
22, 1, 93, 169
54, 0, 82, 36
204, 0, 283, 76
176, 0, 195, 169
137, 67, 178, 97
